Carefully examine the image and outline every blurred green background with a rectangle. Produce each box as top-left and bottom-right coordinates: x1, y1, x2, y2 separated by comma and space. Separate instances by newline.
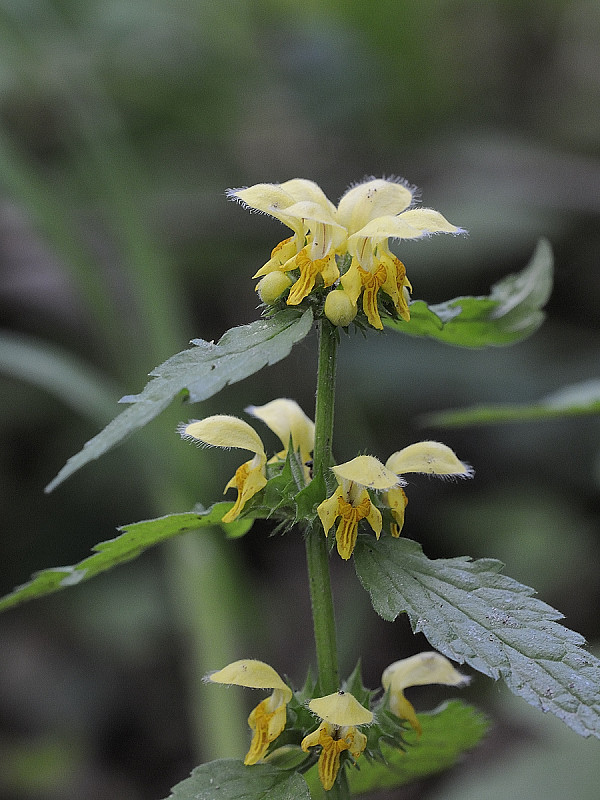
1, 1, 599, 798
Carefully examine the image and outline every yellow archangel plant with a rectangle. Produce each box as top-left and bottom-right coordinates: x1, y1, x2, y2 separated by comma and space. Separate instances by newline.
176, 214, 477, 791
229, 177, 465, 329
11, 171, 594, 799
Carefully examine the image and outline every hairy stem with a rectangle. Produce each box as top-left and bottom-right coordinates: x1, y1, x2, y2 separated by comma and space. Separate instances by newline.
305, 318, 339, 694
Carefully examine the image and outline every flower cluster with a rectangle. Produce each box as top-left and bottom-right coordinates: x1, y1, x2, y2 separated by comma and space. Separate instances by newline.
180, 400, 472, 559
180, 398, 314, 522
207, 652, 468, 791
319, 442, 473, 560
229, 178, 464, 329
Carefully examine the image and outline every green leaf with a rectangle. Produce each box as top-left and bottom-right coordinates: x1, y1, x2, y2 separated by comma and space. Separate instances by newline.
424, 378, 600, 427
294, 472, 327, 526
304, 701, 487, 798
45, 309, 313, 492
385, 238, 552, 347
353, 701, 486, 796
354, 536, 600, 739
0, 503, 240, 612
164, 758, 310, 800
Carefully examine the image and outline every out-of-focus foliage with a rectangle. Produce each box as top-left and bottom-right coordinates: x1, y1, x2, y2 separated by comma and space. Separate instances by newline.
425, 378, 600, 427
1, 1, 599, 798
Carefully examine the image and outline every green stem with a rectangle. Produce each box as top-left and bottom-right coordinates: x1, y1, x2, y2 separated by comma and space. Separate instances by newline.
305, 319, 339, 694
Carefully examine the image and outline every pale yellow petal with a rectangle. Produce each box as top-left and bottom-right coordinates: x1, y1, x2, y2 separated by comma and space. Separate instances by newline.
382, 652, 470, 692
384, 486, 408, 536
253, 238, 299, 278
345, 727, 367, 758
208, 659, 292, 700
246, 399, 314, 462
337, 179, 413, 233
181, 415, 266, 457
395, 208, 465, 235
221, 460, 268, 522
300, 726, 322, 752
386, 441, 473, 477
366, 502, 382, 537
332, 455, 400, 490
387, 691, 421, 735
282, 200, 341, 227
309, 692, 373, 726
339, 260, 363, 305
317, 487, 343, 535
281, 201, 347, 256
350, 207, 463, 244
230, 183, 298, 217
280, 179, 337, 215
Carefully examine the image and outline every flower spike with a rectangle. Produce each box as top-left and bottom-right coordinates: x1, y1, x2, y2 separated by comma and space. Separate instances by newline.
301, 691, 372, 791
382, 652, 470, 735
208, 659, 293, 764
230, 177, 465, 329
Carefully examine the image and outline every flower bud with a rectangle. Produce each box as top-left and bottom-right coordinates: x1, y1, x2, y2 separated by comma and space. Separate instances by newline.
256, 271, 293, 304
324, 289, 357, 327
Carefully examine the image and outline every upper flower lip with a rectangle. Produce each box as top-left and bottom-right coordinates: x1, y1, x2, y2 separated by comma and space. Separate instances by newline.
332, 455, 404, 491
308, 691, 373, 727
229, 177, 466, 243
385, 441, 473, 478
382, 651, 470, 692
336, 177, 415, 233
179, 415, 266, 455
246, 398, 315, 466
208, 658, 293, 701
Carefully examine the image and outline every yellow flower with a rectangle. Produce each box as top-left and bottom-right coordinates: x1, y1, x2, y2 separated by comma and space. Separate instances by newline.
229, 177, 464, 327
382, 652, 470, 736
384, 441, 473, 537
338, 178, 464, 329
301, 691, 372, 791
208, 659, 293, 764
317, 455, 401, 560
229, 180, 346, 305
180, 399, 314, 522
246, 398, 314, 470
181, 415, 267, 523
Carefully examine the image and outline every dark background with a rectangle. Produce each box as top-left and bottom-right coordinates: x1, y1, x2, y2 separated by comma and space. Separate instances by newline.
0, 1, 599, 798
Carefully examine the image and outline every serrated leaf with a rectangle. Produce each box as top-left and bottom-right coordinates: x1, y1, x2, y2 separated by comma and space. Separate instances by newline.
164, 758, 310, 800
304, 701, 487, 799
385, 238, 552, 347
352, 701, 486, 796
0, 504, 241, 612
354, 536, 600, 739
45, 309, 313, 492
424, 378, 600, 427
